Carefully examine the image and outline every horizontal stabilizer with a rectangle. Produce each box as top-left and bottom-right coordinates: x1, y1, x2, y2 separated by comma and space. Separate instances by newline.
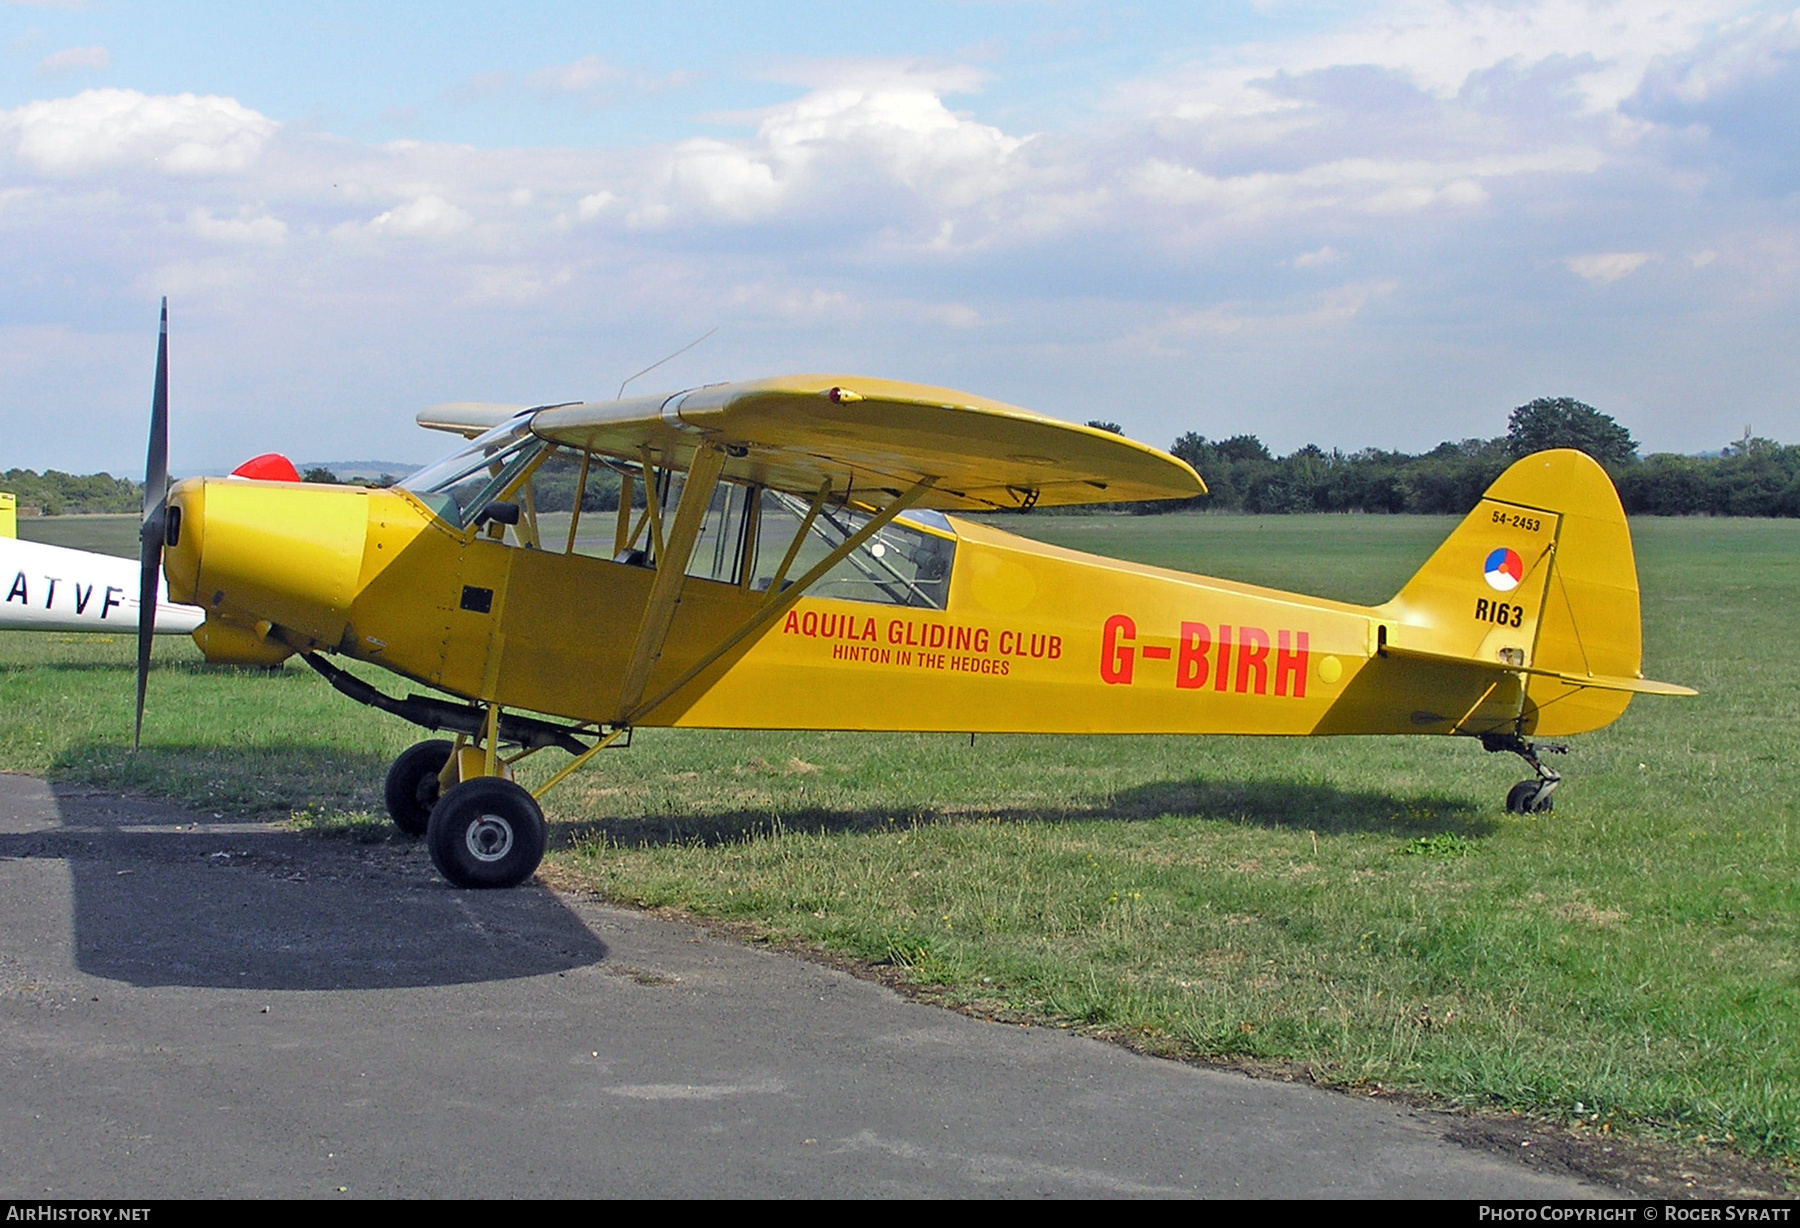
1381, 643, 1696, 697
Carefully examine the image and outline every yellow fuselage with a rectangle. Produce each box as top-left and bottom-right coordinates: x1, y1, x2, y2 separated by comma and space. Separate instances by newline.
164, 469, 1628, 742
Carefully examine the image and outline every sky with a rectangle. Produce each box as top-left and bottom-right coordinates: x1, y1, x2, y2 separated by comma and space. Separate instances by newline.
1, 0, 1796, 476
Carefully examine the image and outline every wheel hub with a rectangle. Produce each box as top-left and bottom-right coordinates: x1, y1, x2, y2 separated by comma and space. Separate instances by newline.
466, 813, 516, 862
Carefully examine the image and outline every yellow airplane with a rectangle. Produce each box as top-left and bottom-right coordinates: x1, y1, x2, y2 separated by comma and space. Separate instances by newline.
134, 303, 1693, 888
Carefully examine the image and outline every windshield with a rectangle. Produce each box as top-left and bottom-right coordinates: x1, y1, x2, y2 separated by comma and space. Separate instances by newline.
399, 416, 547, 528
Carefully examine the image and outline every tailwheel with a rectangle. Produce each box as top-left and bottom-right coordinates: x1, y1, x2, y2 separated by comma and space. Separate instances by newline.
383, 739, 453, 836
1505, 779, 1554, 814
1483, 732, 1566, 816
426, 776, 547, 889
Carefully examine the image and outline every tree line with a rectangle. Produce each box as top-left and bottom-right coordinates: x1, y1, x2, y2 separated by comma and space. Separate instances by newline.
1, 468, 142, 516
7, 398, 1797, 518
1093, 398, 1800, 518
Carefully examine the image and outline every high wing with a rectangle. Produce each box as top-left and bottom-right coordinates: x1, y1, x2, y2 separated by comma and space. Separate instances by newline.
419, 375, 1204, 511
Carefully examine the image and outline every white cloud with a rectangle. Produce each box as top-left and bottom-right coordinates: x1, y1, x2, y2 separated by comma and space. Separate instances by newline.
1634, 7, 1800, 105
1291, 245, 1341, 268
36, 45, 108, 73
1128, 152, 1528, 225
1565, 251, 1654, 283
645, 138, 783, 223
366, 194, 474, 238
576, 190, 616, 219
187, 207, 286, 245
0, 89, 276, 174
1231, 0, 1742, 111
631, 71, 1025, 227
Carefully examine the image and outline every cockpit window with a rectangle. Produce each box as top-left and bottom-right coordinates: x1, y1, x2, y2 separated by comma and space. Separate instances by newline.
400, 416, 548, 529
749, 492, 955, 609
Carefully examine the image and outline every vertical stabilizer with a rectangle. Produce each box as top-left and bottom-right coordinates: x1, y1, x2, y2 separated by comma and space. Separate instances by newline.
1377, 449, 1642, 736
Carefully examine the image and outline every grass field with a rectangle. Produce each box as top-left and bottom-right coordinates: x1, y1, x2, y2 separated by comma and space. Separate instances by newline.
4, 511, 1797, 1163
15, 513, 141, 557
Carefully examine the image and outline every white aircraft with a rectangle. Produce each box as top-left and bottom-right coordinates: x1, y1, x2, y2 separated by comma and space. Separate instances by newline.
0, 453, 302, 636
0, 533, 204, 634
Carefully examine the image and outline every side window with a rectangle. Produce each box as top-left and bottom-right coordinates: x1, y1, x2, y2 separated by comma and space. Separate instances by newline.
520, 450, 633, 558
748, 492, 955, 609
685, 483, 755, 585
548, 463, 750, 577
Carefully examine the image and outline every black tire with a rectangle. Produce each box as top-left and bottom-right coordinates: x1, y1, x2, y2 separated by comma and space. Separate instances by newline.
1505, 780, 1554, 814
426, 777, 546, 889
384, 739, 453, 836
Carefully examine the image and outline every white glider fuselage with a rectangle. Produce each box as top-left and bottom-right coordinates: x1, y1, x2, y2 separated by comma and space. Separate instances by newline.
0, 536, 203, 635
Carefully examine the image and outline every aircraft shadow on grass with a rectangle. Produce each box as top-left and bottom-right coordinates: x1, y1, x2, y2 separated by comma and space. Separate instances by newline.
551, 776, 1495, 851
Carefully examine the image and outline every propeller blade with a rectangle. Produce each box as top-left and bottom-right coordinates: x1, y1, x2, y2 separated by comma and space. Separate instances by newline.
134, 298, 168, 752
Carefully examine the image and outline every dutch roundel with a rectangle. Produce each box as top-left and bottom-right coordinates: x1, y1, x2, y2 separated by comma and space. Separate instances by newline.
1483, 547, 1524, 592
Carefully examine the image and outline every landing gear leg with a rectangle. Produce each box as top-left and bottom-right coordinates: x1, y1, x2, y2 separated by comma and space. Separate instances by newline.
1482, 732, 1568, 814
421, 703, 547, 889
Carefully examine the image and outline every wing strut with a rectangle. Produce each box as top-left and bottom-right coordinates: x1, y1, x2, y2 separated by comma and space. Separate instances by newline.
638, 447, 668, 561
615, 443, 729, 717
624, 475, 938, 726
563, 451, 592, 554
613, 465, 633, 556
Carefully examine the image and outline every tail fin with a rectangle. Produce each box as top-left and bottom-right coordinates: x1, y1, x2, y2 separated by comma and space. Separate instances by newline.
1377, 449, 1688, 737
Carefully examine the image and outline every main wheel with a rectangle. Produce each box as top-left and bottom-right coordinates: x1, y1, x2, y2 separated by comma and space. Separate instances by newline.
384, 739, 453, 836
426, 777, 547, 889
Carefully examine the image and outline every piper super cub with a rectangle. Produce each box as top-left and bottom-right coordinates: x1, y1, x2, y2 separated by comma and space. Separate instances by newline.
133, 303, 1694, 888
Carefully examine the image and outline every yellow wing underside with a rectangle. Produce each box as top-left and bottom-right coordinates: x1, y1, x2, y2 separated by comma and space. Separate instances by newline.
420, 375, 1206, 512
